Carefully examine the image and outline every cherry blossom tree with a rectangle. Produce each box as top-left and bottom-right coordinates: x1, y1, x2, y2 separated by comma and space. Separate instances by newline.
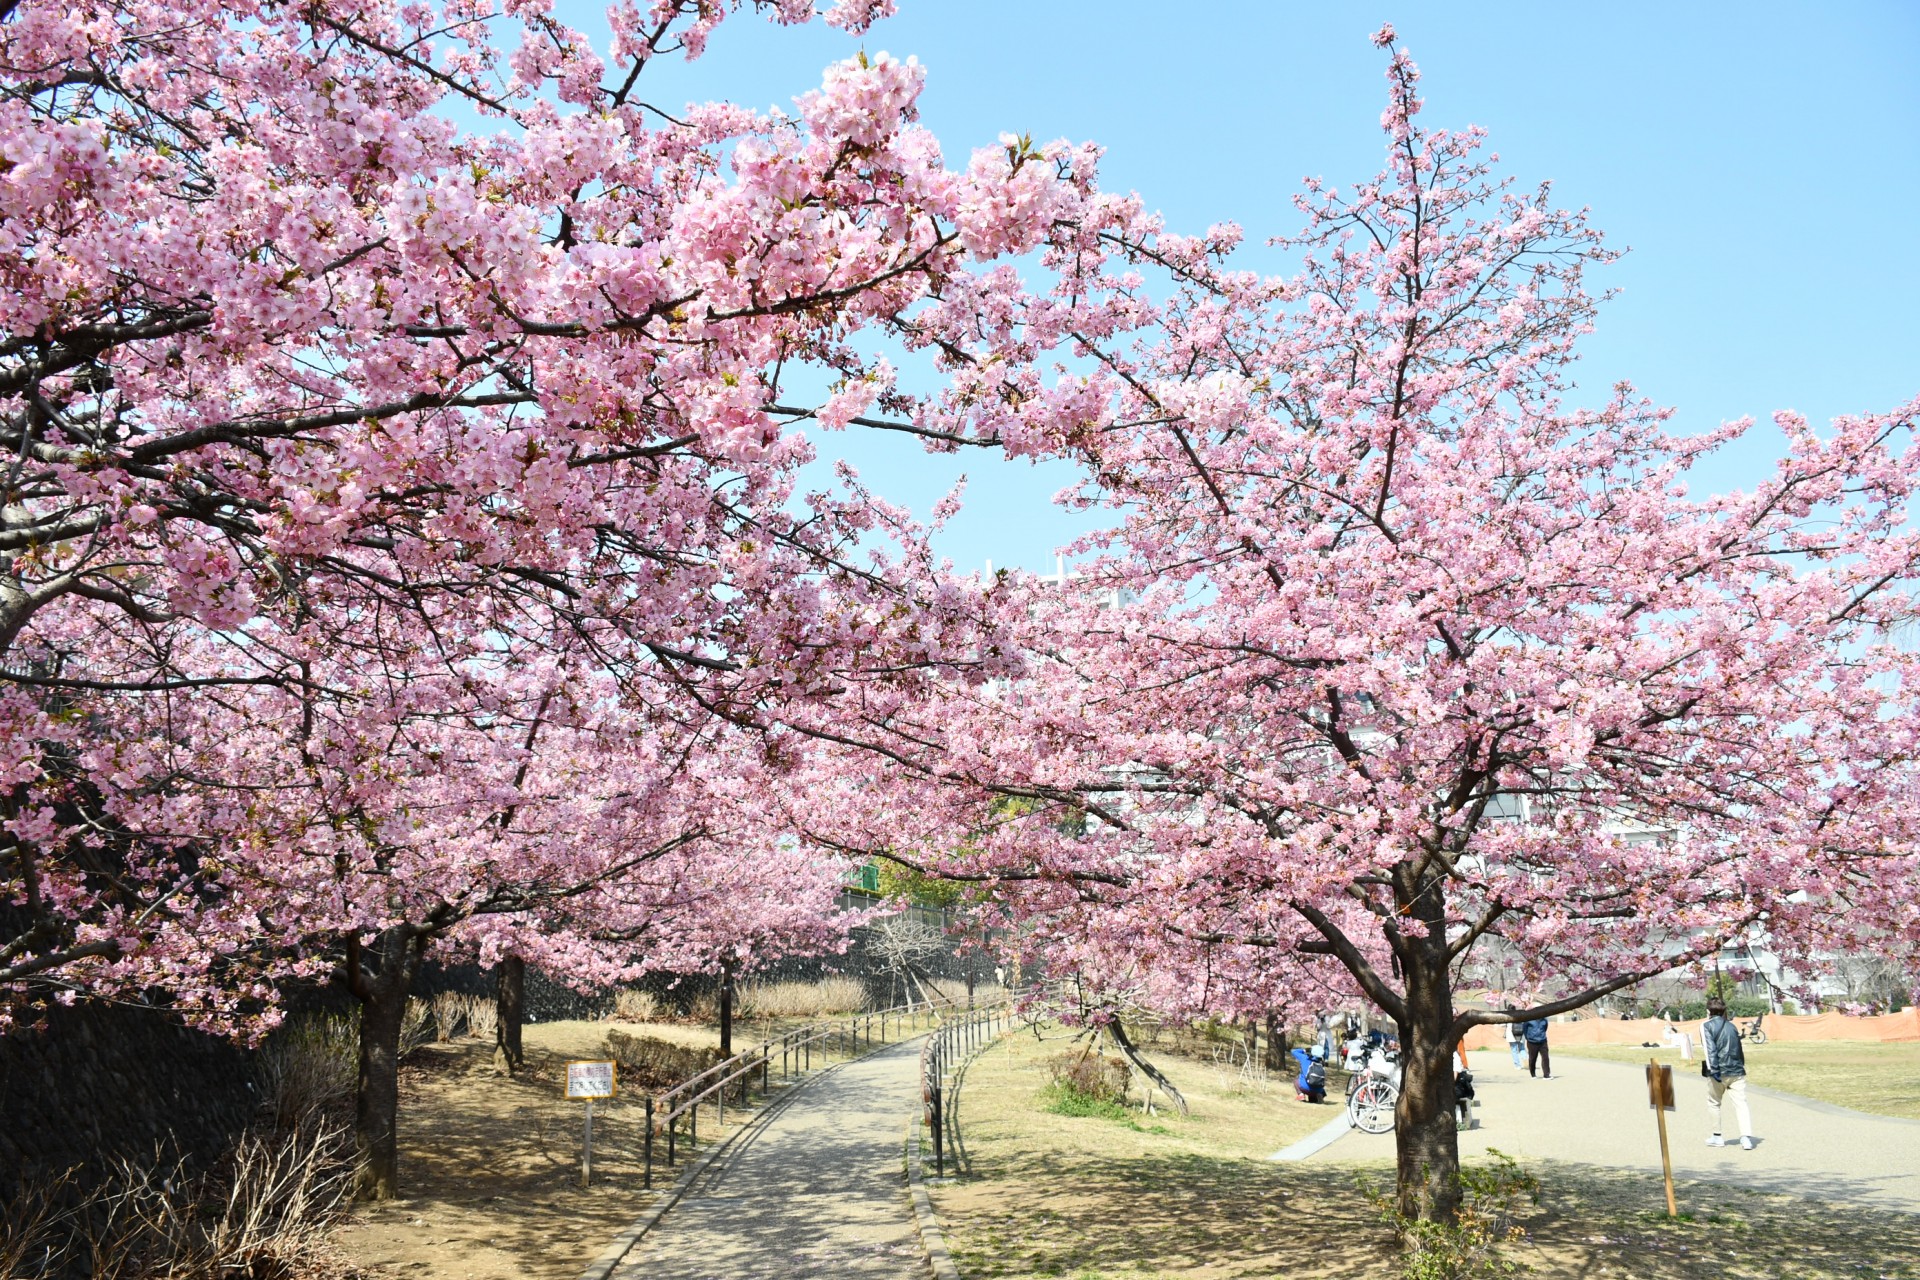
0, 0, 1094, 1034
799, 28, 1920, 1221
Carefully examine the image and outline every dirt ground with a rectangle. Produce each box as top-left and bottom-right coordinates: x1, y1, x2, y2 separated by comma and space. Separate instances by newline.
329, 1019, 733, 1280
934, 1030, 1920, 1280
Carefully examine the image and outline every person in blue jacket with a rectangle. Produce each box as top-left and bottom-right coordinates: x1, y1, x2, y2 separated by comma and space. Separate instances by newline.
1290, 1044, 1328, 1103
1521, 1016, 1551, 1078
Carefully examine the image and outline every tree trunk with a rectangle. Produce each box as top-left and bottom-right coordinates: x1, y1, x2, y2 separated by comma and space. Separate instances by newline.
1391, 872, 1465, 1223
347, 926, 427, 1201
1392, 1020, 1462, 1222
717, 960, 734, 1059
1263, 1012, 1288, 1073
495, 954, 525, 1074
1106, 1017, 1189, 1116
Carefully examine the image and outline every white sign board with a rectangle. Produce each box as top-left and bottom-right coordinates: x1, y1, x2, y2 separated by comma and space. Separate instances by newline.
566, 1060, 617, 1099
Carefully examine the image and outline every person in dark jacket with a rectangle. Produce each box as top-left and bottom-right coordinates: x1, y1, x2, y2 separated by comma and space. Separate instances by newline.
1701, 996, 1755, 1150
1521, 1016, 1551, 1078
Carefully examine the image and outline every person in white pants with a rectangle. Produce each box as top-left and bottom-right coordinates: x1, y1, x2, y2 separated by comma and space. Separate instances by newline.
1700, 996, 1756, 1150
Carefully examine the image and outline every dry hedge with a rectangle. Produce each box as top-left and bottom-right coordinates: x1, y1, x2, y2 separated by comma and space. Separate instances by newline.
603, 1029, 725, 1091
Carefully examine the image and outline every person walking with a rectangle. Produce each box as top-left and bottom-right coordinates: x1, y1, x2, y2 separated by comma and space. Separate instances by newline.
1503, 1012, 1525, 1068
1521, 1015, 1551, 1078
1701, 996, 1756, 1150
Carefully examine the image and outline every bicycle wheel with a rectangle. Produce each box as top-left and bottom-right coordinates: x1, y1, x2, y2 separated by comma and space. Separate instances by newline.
1348, 1077, 1397, 1134
1749, 1028, 1767, 1045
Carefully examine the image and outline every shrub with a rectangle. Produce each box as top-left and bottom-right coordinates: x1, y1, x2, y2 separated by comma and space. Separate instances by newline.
256, 1013, 359, 1130
460, 993, 499, 1040
428, 991, 469, 1041
1361, 1150, 1540, 1280
1047, 1050, 1130, 1104
736, 977, 870, 1020
919, 978, 1007, 1009
605, 1029, 725, 1090
400, 997, 435, 1057
1628, 995, 1769, 1020
1039, 1081, 1134, 1122
0, 1125, 354, 1279
611, 988, 662, 1023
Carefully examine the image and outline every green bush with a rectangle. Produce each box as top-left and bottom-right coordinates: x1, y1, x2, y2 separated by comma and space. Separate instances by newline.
1627, 995, 1769, 1020
1039, 1081, 1133, 1122
1047, 1049, 1130, 1103
1362, 1150, 1540, 1280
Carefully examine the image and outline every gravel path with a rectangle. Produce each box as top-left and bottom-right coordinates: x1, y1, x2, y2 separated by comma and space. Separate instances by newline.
611, 1038, 928, 1280
1318, 1045, 1920, 1212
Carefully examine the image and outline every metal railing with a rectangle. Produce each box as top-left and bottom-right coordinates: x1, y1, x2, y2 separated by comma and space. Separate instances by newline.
636, 997, 952, 1188
919, 999, 1015, 1178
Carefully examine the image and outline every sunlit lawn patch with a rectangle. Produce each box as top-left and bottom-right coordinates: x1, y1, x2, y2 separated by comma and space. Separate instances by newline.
934, 1028, 1920, 1280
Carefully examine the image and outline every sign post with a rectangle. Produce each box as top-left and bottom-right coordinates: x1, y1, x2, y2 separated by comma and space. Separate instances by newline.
1645, 1059, 1677, 1217
566, 1060, 617, 1187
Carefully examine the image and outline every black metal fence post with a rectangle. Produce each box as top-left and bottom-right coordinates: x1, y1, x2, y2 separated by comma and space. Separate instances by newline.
931, 1081, 944, 1177
643, 1096, 654, 1188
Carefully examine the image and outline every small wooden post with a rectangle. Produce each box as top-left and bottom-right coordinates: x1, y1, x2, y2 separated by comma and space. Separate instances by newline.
582, 1097, 594, 1188
1647, 1059, 1678, 1217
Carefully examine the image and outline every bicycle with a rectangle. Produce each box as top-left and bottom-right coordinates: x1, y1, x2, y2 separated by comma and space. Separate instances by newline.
1342, 1042, 1402, 1133
1744, 1012, 1768, 1045
1347, 1074, 1399, 1133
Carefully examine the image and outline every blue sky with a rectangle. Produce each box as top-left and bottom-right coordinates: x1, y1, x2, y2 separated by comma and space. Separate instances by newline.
616, 2, 1920, 574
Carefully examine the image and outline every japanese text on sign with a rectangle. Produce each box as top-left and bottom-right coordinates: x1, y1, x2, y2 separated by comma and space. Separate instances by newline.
567, 1060, 617, 1099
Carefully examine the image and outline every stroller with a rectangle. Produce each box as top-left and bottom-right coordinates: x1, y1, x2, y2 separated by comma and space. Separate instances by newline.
1291, 1045, 1329, 1103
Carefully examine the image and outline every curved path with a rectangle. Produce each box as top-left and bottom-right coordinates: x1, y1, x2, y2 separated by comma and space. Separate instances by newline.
611, 1038, 928, 1280
1316, 1048, 1920, 1212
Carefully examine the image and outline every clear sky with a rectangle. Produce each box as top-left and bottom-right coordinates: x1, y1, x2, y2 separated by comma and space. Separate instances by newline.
615, 2, 1920, 574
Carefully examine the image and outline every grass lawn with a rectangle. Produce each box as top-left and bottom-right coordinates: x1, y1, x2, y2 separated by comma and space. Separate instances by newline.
932, 1029, 1920, 1280
1556, 1040, 1920, 1120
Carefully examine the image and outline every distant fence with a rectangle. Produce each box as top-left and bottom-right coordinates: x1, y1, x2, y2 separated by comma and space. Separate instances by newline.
416, 898, 995, 1021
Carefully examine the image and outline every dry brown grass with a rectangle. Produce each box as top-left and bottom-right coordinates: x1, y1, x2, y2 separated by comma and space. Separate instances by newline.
0, 1125, 360, 1280
426, 991, 500, 1043
611, 988, 662, 1023
934, 1028, 1920, 1280
257, 1012, 360, 1131
735, 975, 869, 1019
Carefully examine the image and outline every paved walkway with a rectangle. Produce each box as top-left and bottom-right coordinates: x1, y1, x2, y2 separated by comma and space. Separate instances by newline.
1315, 1047, 1920, 1212
611, 1038, 927, 1279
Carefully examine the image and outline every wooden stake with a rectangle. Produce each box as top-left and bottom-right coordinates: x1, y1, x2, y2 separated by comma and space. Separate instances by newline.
582, 1097, 594, 1188
1648, 1058, 1677, 1217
